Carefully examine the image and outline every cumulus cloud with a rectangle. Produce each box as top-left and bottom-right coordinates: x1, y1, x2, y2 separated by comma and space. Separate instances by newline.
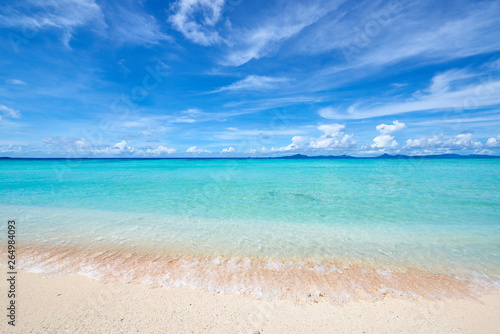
405, 135, 443, 149
443, 133, 482, 150
168, 0, 225, 46
486, 134, 500, 147
94, 140, 135, 155
369, 120, 405, 149
372, 134, 398, 148
186, 146, 211, 153
145, 146, 176, 155
221, 146, 235, 153
263, 123, 356, 153
375, 120, 406, 134
405, 133, 483, 151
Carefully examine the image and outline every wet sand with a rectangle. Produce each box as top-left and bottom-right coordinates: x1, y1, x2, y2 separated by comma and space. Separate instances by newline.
17, 245, 497, 302
2, 270, 499, 333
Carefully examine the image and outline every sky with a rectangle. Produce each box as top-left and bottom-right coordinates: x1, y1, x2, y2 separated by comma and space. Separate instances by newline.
0, 0, 500, 157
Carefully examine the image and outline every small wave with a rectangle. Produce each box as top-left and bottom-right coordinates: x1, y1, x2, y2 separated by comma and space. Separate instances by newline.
16, 245, 500, 303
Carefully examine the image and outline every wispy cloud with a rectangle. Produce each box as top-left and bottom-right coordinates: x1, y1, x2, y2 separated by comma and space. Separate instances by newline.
105, 3, 172, 46
6, 79, 27, 85
214, 127, 309, 140
222, 0, 343, 66
0, 0, 106, 46
0, 104, 21, 120
210, 75, 288, 93
299, 1, 500, 91
0, 0, 171, 47
320, 69, 500, 119
1, 0, 499, 157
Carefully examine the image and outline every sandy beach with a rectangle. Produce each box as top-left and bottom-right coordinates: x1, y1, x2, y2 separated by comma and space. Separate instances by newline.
2, 269, 499, 333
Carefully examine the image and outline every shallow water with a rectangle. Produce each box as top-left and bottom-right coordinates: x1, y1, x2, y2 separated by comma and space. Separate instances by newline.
1, 158, 500, 301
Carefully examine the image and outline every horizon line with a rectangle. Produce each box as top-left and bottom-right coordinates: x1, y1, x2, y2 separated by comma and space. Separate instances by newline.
2, 153, 500, 160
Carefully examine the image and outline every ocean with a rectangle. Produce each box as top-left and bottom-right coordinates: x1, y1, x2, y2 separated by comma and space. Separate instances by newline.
1, 158, 499, 302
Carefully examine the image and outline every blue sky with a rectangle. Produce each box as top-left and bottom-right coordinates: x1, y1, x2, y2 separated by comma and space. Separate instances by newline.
1, 0, 499, 157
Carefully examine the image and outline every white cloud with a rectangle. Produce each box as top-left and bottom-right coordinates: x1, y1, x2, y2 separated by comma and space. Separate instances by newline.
146, 145, 176, 155
212, 75, 288, 93
0, 0, 106, 46
75, 138, 90, 149
406, 135, 443, 149
277, 123, 356, 152
0, 1, 169, 47
360, 2, 500, 67
214, 127, 308, 140
318, 106, 338, 119
6, 79, 26, 85
369, 121, 404, 150
0, 104, 21, 119
221, 146, 235, 153
475, 149, 494, 155
427, 69, 472, 94
302, 1, 500, 80
186, 146, 211, 153
224, 24, 310, 66
444, 133, 482, 150
404, 133, 483, 151
93, 140, 135, 155
309, 134, 356, 150
375, 120, 406, 134
168, 0, 225, 46
372, 134, 398, 148
114, 140, 127, 150
249, 146, 291, 154
327, 70, 500, 120
317, 123, 345, 136
222, 1, 340, 66
138, 126, 169, 137
486, 134, 500, 147
167, 108, 202, 123
40, 136, 93, 156
106, 5, 171, 46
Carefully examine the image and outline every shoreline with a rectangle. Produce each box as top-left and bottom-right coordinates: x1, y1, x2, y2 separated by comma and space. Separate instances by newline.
2, 270, 500, 333
17, 245, 500, 303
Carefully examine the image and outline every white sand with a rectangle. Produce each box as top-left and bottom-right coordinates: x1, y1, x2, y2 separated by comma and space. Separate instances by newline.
1, 270, 499, 333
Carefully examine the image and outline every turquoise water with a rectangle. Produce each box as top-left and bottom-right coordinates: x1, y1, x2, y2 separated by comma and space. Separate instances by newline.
1, 158, 500, 300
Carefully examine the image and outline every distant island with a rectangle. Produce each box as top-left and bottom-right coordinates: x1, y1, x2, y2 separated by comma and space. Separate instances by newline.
1, 154, 500, 160
276, 153, 500, 159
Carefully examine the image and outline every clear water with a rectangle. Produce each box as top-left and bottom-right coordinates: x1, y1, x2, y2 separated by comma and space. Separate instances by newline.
1, 158, 499, 301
